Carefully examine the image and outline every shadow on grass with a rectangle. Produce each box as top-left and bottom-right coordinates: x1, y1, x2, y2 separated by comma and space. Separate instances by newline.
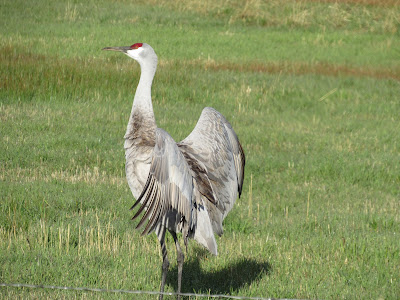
166, 248, 271, 295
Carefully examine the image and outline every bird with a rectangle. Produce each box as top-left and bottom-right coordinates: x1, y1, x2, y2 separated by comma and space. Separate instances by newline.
102, 43, 245, 299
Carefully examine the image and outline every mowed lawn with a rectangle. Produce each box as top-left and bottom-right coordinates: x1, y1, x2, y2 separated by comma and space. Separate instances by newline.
1, 0, 399, 299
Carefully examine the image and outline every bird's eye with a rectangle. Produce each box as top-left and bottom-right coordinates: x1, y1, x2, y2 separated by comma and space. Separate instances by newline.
130, 43, 143, 49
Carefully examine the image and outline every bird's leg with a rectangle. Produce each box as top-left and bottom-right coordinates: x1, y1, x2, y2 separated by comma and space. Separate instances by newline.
156, 225, 169, 300
169, 230, 184, 300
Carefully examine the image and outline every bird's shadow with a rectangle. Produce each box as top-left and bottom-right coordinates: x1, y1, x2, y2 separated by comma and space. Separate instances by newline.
166, 247, 271, 296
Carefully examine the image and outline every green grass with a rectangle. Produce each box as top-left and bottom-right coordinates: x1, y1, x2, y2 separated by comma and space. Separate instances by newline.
1, 0, 400, 299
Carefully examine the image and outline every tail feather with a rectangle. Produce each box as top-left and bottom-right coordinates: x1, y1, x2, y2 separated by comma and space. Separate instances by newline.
193, 200, 218, 256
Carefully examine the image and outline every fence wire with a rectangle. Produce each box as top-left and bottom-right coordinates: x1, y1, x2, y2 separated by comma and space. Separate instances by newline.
0, 282, 281, 299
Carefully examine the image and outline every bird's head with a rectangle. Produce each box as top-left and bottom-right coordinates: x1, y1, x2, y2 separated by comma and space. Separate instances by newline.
102, 43, 157, 66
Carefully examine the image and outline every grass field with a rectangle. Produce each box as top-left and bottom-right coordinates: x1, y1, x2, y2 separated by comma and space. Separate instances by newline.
1, 0, 400, 299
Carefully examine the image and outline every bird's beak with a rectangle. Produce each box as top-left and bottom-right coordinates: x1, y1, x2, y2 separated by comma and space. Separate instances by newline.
102, 46, 131, 53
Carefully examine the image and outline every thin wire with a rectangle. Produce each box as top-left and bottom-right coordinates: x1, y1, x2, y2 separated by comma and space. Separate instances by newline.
0, 282, 276, 299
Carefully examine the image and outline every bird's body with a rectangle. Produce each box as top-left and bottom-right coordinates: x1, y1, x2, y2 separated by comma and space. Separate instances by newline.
103, 43, 245, 299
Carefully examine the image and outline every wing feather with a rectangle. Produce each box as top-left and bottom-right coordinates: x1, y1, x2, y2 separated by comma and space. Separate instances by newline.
142, 185, 162, 235
131, 128, 194, 236
136, 177, 158, 230
178, 107, 245, 234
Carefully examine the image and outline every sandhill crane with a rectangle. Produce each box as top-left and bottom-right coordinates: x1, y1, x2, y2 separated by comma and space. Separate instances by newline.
102, 43, 245, 299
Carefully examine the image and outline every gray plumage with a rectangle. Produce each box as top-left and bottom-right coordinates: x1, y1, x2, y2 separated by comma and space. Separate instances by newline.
103, 43, 245, 300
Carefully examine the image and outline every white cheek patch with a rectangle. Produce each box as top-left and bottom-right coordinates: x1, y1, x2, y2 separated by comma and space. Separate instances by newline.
126, 47, 144, 59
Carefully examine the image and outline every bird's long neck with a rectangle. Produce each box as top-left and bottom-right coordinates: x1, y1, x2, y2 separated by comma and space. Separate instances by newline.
125, 59, 157, 140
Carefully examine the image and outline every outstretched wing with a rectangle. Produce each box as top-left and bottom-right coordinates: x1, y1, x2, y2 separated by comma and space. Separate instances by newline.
177, 107, 245, 235
131, 128, 194, 236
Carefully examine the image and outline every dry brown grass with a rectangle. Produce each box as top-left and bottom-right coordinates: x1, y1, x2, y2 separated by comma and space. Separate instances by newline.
310, 0, 400, 5
0, 219, 138, 257
141, 0, 400, 32
163, 58, 400, 81
0, 166, 125, 186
